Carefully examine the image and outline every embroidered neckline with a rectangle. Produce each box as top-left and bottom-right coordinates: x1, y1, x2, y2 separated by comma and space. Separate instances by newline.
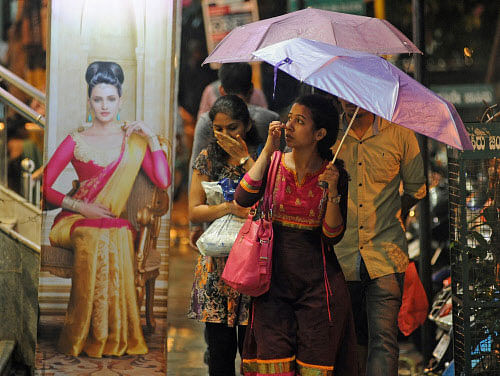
72, 130, 124, 167
281, 153, 328, 187
270, 157, 327, 231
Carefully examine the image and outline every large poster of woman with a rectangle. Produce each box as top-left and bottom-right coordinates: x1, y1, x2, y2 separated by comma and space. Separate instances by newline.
37, 1, 179, 374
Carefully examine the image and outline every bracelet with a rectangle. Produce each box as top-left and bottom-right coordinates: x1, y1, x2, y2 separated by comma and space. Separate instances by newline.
239, 155, 250, 165
148, 135, 161, 152
61, 196, 82, 212
327, 194, 341, 205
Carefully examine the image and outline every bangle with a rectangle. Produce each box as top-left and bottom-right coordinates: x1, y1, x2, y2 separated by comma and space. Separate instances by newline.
62, 196, 82, 212
327, 194, 341, 205
148, 135, 161, 152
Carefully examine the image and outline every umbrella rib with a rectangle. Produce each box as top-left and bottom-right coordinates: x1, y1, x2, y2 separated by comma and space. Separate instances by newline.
256, 26, 276, 54
380, 19, 422, 54
329, 21, 338, 47
301, 56, 340, 82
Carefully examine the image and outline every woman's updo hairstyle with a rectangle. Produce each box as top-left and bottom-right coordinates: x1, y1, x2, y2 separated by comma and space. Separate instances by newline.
85, 61, 124, 97
294, 94, 340, 160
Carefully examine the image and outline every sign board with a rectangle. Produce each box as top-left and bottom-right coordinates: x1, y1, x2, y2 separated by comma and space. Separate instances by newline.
288, 0, 366, 15
202, 0, 259, 55
465, 123, 500, 156
450, 122, 500, 160
431, 84, 495, 108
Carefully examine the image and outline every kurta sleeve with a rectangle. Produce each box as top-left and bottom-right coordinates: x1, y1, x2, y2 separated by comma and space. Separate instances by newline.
43, 135, 76, 207
322, 162, 349, 246
235, 170, 268, 208
141, 146, 171, 189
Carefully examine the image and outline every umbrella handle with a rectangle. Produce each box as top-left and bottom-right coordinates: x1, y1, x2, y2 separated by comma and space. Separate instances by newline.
318, 106, 360, 189
332, 106, 359, 164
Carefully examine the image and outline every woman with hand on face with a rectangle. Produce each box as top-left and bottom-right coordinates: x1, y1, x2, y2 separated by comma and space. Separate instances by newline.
188, 95, 262, 376
234, 94, 357, 375
43, 61, 171, 357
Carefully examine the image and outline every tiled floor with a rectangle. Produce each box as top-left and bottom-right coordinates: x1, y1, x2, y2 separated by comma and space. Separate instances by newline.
167, 193, 209, 376
166, 231, 207, 375
36, 315, 167, 375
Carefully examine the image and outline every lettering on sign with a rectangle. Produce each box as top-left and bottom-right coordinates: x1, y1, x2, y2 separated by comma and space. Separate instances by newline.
432, 84, 495, 108
469, 127, 500, 151
490, 135, 500, 150
439, 90, 462, 105
471, 136, 486, 150
463, 90, 494, 105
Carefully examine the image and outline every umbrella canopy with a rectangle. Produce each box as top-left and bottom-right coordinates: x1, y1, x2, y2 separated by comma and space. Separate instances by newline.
203, 8, 421, 65
252, 38, 472, 151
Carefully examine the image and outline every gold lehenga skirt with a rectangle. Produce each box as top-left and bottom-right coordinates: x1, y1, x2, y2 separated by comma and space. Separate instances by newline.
50, 215, 148, 357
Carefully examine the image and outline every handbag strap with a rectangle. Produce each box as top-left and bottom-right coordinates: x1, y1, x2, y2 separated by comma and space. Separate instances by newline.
262, 151, 282, 217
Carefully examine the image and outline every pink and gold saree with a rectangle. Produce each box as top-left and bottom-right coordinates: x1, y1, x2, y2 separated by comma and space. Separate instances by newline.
48, 134, 152, 357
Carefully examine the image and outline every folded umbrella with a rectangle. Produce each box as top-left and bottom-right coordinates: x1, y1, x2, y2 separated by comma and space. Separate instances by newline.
252, 38, 472, 151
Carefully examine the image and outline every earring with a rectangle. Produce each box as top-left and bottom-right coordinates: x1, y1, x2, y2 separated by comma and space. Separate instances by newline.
117, 112, 121, 121
88, 113, 92, 122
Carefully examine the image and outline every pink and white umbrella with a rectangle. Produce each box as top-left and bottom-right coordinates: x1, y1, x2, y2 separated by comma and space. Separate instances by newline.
203, 7, 421, 65
252, 38, 472, 151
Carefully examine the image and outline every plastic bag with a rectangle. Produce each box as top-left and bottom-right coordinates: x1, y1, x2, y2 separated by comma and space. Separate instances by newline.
201, 181, 225, 205
398, 262, 429, 336
196, 214, 246, 257
218, 177, 239, 202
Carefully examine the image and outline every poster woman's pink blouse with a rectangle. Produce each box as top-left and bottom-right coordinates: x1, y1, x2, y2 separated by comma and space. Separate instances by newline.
44, 134, 171, 207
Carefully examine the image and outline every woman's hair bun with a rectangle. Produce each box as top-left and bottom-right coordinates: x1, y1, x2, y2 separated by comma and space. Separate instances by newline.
85, 61, 124, 97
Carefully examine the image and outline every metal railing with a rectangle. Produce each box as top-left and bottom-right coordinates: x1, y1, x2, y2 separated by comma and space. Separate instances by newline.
0, 86, 45, 127
0, 65, 46, 206
20, 158, 41, 207
0, 64, 45, 104
0, 64, 45, 128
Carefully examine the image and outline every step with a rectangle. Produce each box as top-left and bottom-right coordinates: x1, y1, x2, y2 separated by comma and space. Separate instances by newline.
0, 340, 15, 376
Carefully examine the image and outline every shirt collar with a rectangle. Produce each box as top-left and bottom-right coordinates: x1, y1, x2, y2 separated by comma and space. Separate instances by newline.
341, 112, 380, 138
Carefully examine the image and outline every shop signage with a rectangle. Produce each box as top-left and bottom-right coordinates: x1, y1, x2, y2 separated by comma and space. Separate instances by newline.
288, 0, 366, 15
466, 123, 500, 153
202, 0, 259, 54
431, 84, 495, 108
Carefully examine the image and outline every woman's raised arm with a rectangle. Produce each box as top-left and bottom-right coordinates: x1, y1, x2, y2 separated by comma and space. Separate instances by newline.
141, 139, 171, 189
43, 135, 76, 207
244, 121, 282, 182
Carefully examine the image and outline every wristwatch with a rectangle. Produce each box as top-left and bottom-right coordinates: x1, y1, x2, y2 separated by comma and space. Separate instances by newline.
239, 156, 250, 165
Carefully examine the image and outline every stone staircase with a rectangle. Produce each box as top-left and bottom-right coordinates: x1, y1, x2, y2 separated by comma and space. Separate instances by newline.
0, 340, 15, 376
0, 185, 40, 374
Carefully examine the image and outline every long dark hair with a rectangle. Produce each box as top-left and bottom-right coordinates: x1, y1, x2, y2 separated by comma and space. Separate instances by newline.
206, 95, 261, 170
85, 61, 124, 97
294, 94, 340, 161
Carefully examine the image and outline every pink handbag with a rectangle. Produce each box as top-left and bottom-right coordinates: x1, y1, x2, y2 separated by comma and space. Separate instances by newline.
222, 151, 282, 296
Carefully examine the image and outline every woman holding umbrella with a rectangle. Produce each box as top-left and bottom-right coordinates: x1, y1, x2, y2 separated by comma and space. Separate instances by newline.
234, 94, 357, 375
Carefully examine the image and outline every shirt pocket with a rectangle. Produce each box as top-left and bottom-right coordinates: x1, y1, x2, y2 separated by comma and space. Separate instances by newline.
371, 152, 400, 184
